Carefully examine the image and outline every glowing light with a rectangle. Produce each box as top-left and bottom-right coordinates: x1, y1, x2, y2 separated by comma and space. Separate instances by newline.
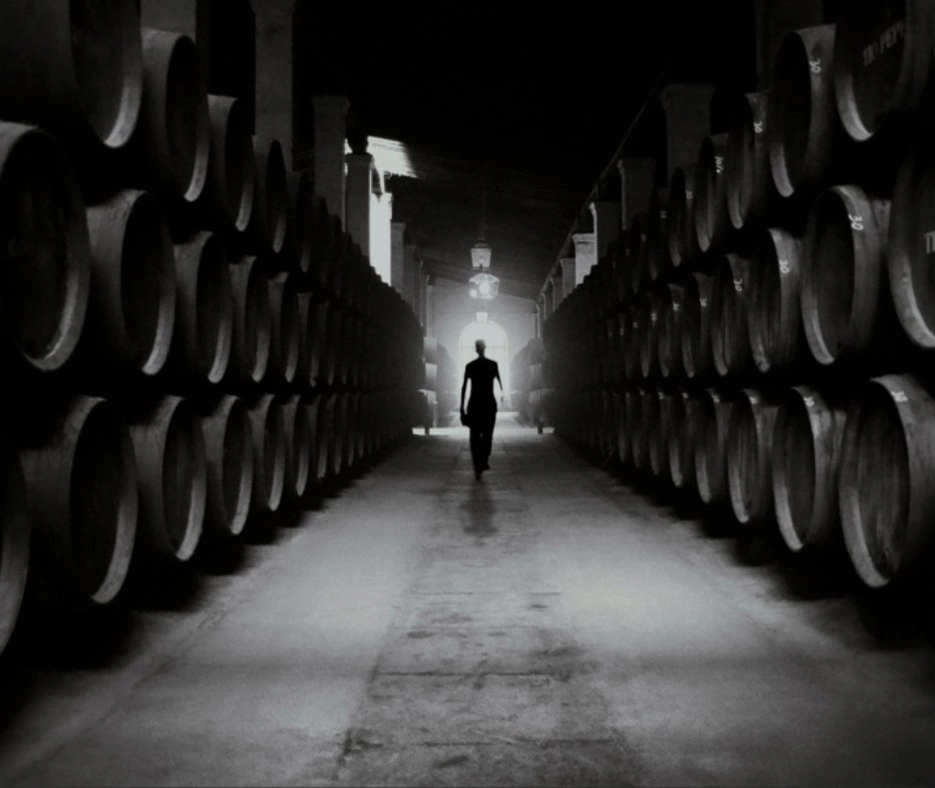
469, 272, 499, 300
471, 241, 492, 269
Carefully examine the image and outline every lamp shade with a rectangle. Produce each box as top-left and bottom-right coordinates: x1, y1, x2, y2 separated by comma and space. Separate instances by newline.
471, 241, 492, 269
469, 272, 499, 300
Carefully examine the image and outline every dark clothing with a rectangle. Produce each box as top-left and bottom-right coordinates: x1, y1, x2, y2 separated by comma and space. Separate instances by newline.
464, 357, 500, 412
463, 357, 501, 476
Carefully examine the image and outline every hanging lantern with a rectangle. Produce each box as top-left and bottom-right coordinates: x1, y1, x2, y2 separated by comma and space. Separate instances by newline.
471, 241, 492, 270
469, 272, 499, 300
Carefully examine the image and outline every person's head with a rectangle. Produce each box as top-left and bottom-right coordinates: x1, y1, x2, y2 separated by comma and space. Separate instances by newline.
475, 339, 486, 357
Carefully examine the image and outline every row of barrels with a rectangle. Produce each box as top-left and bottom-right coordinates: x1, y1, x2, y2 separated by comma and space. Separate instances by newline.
554, 129, 934, 394
1, 122, 421, 394
584, 14, 933, 322
0, 2, 376, 295
0, 388, 414, 656
552, 373, 935, 591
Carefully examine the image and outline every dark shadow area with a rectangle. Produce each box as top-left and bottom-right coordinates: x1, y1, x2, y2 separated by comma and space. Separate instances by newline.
459, 483, 497, 538
853, 575, 935, 649
5, 592, 141, 670
192, 534, 249, 576
122, 560, 206, 613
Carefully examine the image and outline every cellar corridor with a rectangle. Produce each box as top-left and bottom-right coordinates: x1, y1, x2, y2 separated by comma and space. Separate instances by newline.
1, 417, 934, 786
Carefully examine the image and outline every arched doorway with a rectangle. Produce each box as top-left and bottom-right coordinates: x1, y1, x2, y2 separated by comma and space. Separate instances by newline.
458, 319, 510, 409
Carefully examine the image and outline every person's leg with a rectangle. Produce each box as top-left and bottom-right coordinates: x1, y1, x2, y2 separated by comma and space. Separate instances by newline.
482, 411, 495, 467
469, 422, 483, 476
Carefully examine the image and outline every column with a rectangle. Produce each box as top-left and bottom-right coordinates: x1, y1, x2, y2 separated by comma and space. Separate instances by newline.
345, 152, 374, 256
141, 0, 210, 94
252, 0, 293, 167
312, 96, 349, 224
543, 281, 554, 322
425, 275, 436, 339
616, 157, 656, 229
659, 83, 716, 181
589, 201, 621, 261
755, 0, 826, 90
370, 191, 393, 285
404, 243, 419, 314
573, 233, 597, 286
551, 267, 564, 309
561, 257, 576, 300
391, 222, 406, 298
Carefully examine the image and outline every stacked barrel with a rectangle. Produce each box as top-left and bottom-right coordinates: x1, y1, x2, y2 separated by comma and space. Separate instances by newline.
546, 6, 935, 592
511, 339, 548, 430
0, 2, 422, 657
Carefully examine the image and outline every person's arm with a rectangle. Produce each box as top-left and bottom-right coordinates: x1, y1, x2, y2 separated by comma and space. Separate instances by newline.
460, 368, 469, 413
495, 363, 504, 399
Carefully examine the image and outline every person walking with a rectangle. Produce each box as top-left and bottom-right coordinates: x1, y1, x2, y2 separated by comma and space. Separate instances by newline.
460, 339, 503, 480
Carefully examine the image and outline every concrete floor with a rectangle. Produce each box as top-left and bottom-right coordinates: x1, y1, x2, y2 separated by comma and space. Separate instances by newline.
1, 415, 935, 786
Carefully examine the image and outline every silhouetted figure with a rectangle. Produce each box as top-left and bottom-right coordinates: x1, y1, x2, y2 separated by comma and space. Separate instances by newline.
460, 339, 503, 480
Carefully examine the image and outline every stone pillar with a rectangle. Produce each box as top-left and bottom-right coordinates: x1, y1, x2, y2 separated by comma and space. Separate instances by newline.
616, 157, 656, 229
535, 299, 544, 339
659, 83, 716, 181
252, 0, 293, 167
561, 256, 576, 299
543, 281, 554, 321
755, 0, 826, 90
391, 222, 406, 298
425, 275, 436, 339
573, 233, 597, 286
551, 267, 564, 309
370, 191, 393, 285
404, 243, 419, 314
312, 96, 349, 224
141, 0, 210, 94
590, 201, 620, 262
345, 152, 374, 255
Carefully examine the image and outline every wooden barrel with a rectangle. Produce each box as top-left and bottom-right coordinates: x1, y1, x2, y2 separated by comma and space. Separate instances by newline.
626, 214, 648, 295
802, 185, 891, 365
657, 283, 686, 380
646, 189, 672, 283
768, 25, 838, 198
281, 394, 312, 500
203, 95, 256, 237
839, 374, 935, 587
200, 395, 253, 538
772, 386, 846, 553
131, 29, 208, 205
667, 389, 696, 492
834, 0, 935, 142
287, 171, 313, 283
727, 389, 780, 526
20, 397, 137, 606
129, 396, 206, 563
680, 272, 714, 380
0, 0, 142, 149
85, 189, 176, 376
628, 387, 652, 471
247, 394, 286, 515
0, 444, 29, 656
0, 121, 90, 372
167, 231, 232, 385
325, 220, 347, 301
694, 133, 731, 254
228, 255, 272, 386
638, 292, 662, 380
306, 194, 334, 293
329, 393, 349, 477
312, 393, 331, 483
267, 273, 301, 388
727, 90, 772, 231
711, 253, 753, 378
251, 138, 291, 259
667, 166, 699, 269
647, 389, 673, 482
303, 394, 323, 488
749, 228, 805, 374
694, 388, 732, 506
888, 124, 935, 349
324, 302, 350, 389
